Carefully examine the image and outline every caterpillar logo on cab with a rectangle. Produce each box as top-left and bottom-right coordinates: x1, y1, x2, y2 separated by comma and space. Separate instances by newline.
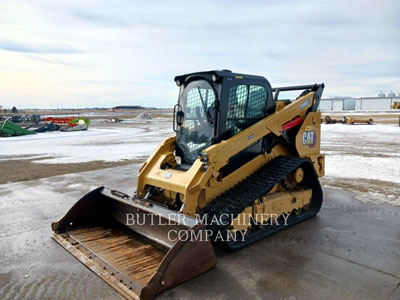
302, 131, 316, 147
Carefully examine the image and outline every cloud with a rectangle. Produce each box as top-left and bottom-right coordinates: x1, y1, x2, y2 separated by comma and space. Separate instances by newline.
24, 54, 80, 66
0, 0, 399, 108
67, 8, 128, 27
338, 61, 400, 78
0, 39, 82, 54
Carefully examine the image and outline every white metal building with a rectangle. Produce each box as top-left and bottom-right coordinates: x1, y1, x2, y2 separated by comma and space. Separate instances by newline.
319, 96, 400, 111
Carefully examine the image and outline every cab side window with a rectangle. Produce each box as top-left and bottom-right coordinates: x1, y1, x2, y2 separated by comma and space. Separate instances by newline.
226, 84, 267, 135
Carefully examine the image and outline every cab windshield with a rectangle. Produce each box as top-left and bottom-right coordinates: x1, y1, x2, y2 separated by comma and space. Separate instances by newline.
176, 80, 216, 163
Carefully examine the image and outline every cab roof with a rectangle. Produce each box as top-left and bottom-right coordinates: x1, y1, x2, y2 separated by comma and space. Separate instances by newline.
174, 70, 269, 85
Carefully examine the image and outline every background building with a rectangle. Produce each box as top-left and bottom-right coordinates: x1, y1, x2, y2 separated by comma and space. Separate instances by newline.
319, 93, 400, 111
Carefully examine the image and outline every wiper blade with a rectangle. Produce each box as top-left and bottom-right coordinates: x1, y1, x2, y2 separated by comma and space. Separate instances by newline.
197, 87, 213, 124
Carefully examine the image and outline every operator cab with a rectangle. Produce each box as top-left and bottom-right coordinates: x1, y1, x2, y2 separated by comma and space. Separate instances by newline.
173, 70, 274, 169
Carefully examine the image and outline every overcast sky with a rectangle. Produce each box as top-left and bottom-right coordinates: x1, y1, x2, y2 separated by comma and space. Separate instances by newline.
0, 0, 399, 108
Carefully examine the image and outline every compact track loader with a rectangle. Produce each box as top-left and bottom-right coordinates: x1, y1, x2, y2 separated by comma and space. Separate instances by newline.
52, 70, 325, 300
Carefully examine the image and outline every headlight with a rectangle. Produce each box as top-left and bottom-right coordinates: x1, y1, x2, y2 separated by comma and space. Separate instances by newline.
175, 79, 181, 86
211, 74, 217, 82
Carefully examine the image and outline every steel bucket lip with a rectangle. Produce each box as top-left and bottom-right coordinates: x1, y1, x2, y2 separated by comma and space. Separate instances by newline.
52, 223, 216, 300
51, 231, 143, 300
51, 186, 217, 300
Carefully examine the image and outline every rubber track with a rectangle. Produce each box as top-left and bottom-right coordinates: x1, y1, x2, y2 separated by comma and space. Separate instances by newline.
202, 156, 323, 251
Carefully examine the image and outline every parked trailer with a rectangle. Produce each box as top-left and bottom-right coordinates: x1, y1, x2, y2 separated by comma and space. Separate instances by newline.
324, 115, 374, 125
43, 117, 90, 128
342, 117, 373, 125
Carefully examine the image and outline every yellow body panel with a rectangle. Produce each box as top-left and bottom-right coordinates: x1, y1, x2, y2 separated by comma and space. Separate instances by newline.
136, 92, 324, 217
231, 189, 312, 231
295, 112, 325, 177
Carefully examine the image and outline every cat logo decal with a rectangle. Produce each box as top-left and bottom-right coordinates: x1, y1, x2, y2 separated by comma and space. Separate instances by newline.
302, 131, 316, 147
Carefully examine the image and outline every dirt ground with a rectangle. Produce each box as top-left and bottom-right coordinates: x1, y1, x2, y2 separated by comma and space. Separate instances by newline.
0, 157, 145, 184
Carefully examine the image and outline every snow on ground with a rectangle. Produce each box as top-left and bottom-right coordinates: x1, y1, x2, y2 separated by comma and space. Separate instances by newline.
321, 123, 400, 205
325, 154, 400, 184
0, 118, 172, 164
1, 117, 399, 206
322, 124, 400, 183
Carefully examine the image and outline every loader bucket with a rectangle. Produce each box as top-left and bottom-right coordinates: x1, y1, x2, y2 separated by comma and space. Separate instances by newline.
51, 187, 216, 300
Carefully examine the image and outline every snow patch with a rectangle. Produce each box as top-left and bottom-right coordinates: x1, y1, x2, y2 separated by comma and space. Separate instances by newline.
0, 120, 172, 164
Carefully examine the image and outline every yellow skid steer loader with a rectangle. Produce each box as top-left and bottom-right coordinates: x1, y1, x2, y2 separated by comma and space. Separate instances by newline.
52, 70, 325, 300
